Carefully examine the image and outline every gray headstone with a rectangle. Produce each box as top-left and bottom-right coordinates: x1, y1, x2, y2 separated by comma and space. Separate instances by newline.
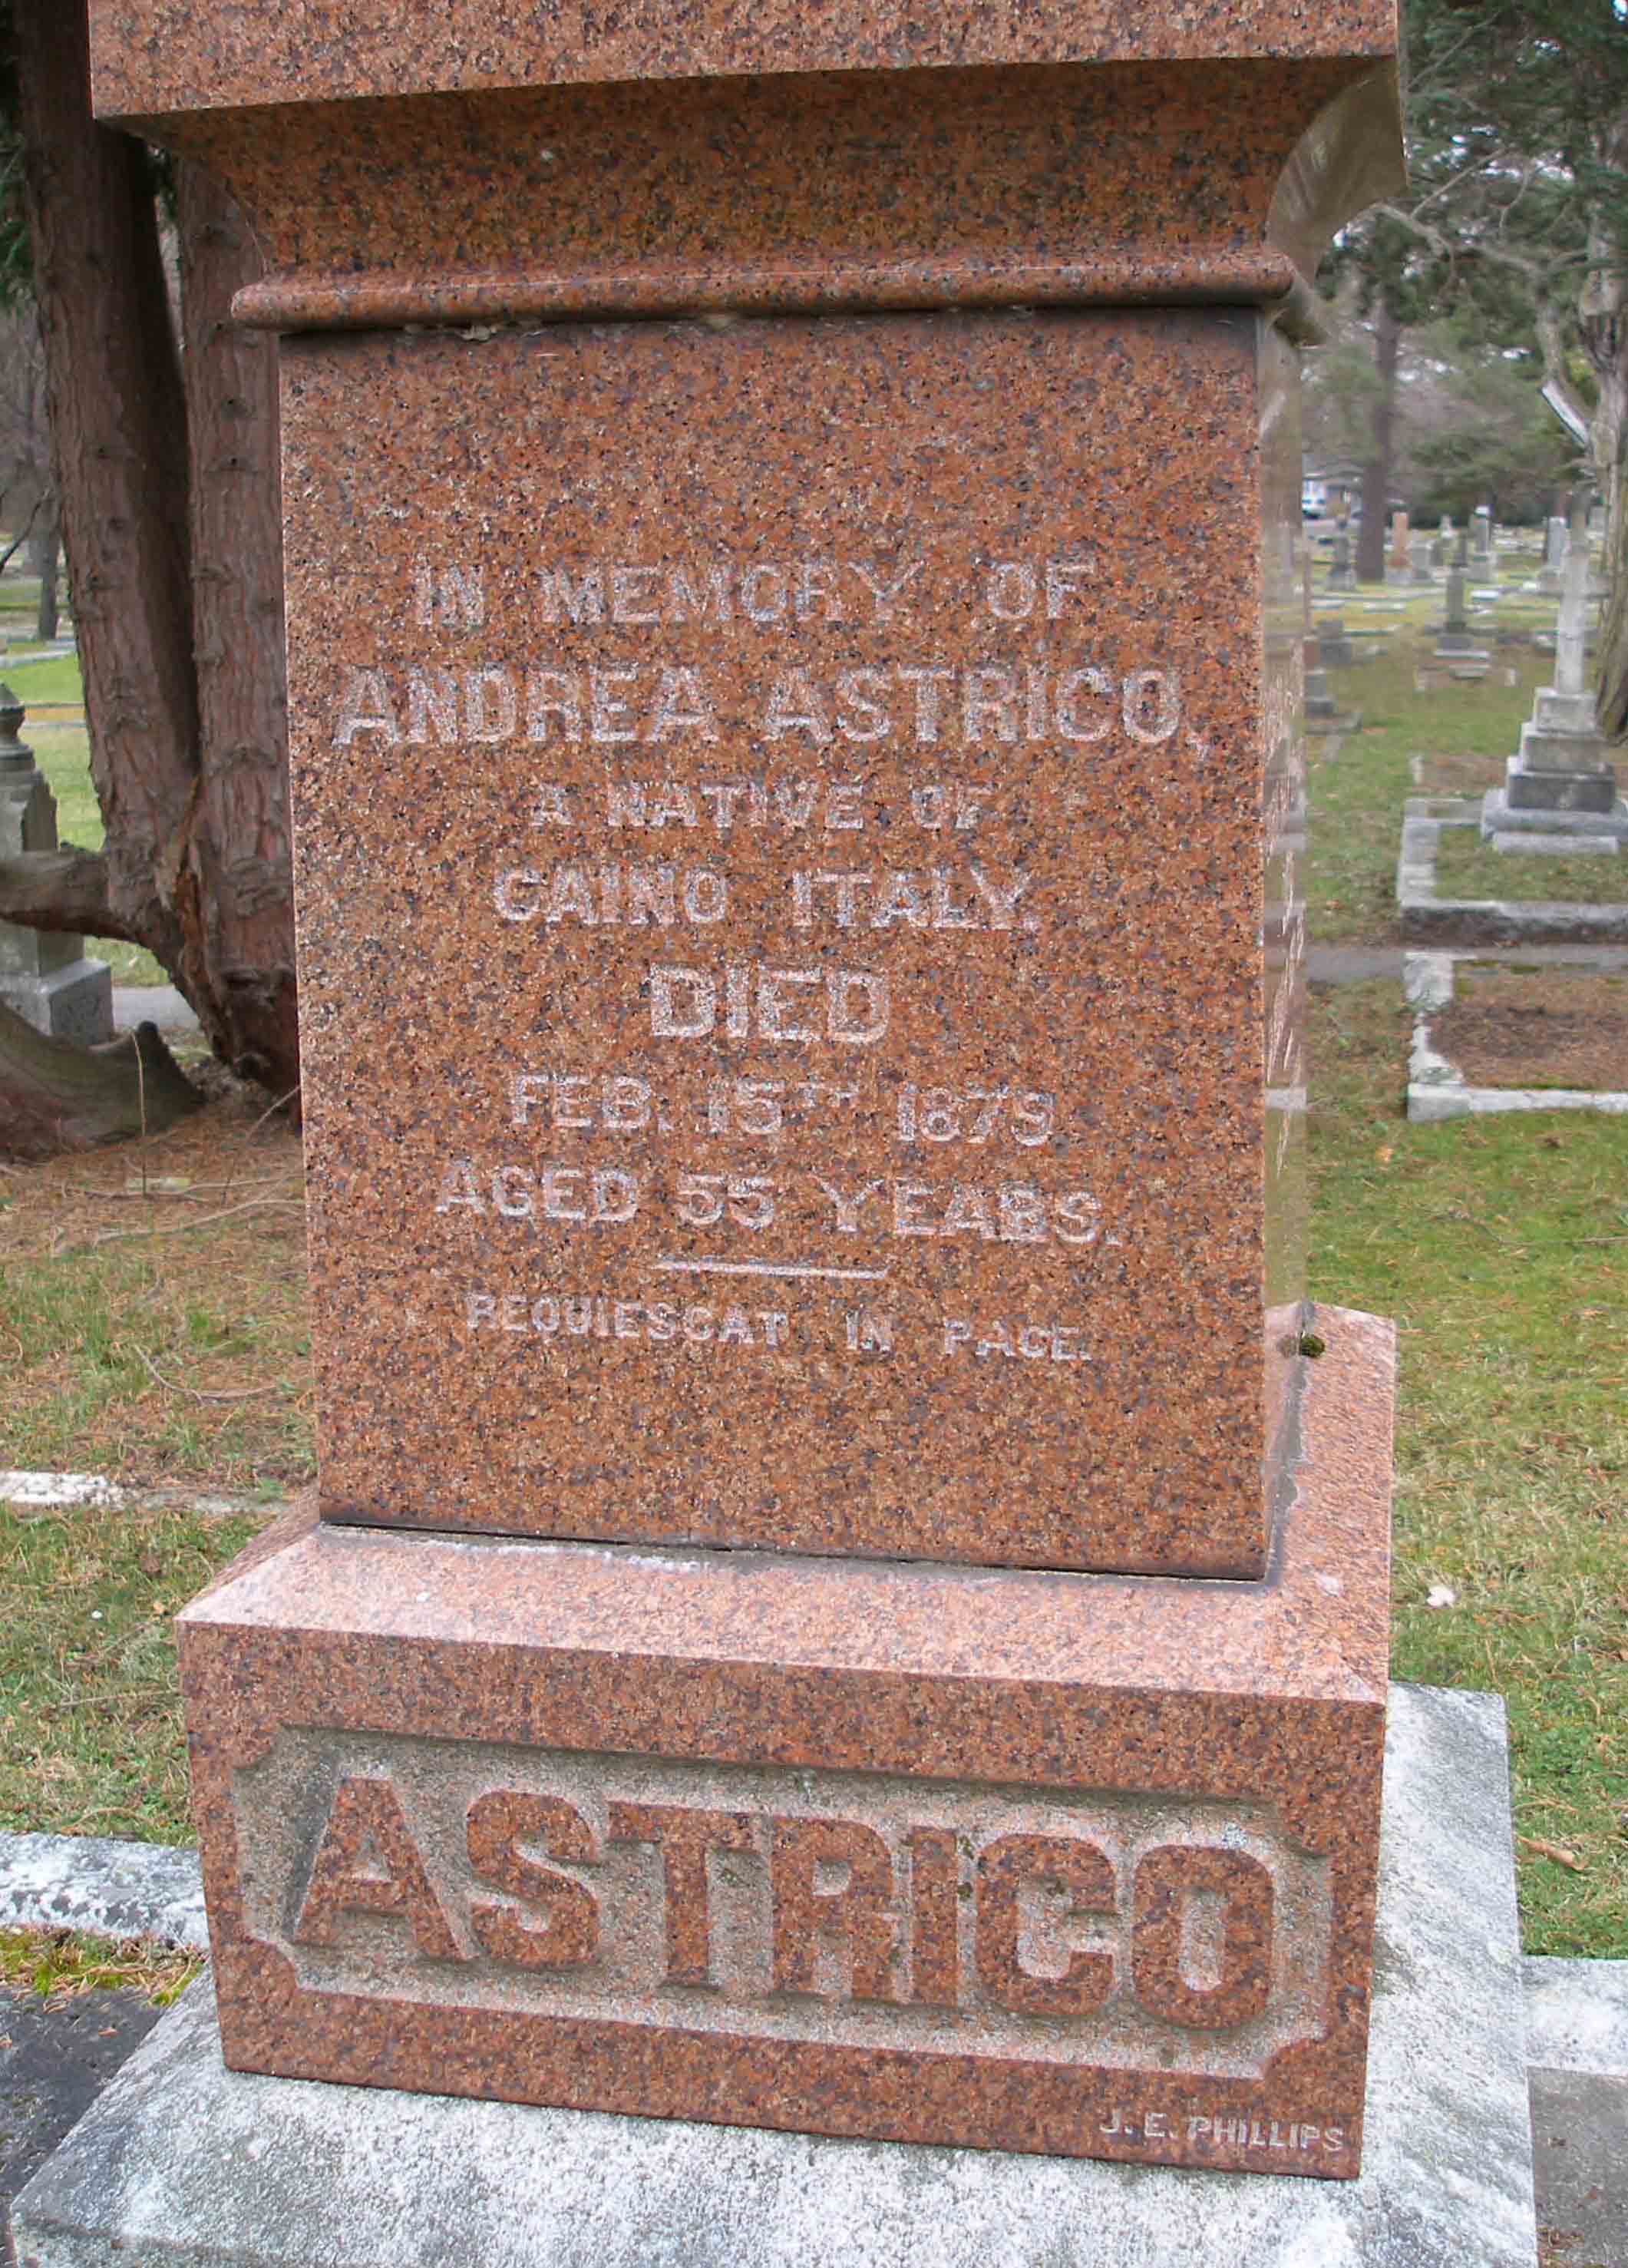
0, 683, 113, 1043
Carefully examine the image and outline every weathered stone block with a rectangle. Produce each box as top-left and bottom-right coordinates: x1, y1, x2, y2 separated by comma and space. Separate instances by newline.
1532, 688, 1599, 736
0, 958, 114, 1046
259, 306, 1310, 1581
1516, 723, 1616, 777
1505, 760, 1620, 814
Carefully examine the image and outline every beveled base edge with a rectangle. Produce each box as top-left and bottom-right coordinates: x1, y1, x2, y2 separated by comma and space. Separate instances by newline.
175, 1308, 1393, 2176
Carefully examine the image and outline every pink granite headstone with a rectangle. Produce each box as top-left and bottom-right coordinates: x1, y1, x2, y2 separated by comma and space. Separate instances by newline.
90, 0, 1403, 2176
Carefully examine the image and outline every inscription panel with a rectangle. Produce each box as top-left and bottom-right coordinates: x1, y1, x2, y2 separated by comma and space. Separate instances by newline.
284, 309, 1305, 1569
234, 1728, 1334, 2083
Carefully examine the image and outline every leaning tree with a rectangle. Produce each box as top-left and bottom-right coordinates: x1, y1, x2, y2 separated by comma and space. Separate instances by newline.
0, 0, 296, 1149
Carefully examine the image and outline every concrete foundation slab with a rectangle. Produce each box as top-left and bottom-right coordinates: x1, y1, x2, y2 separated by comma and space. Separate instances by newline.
1481, 789, 1628, 845
8, 1686, 1537, 2268
1527, 1958, 1628, 2076
1530, 2073, 1628, 2268
1527, 1956, 1628, 2262
1491, 831, 1619, 855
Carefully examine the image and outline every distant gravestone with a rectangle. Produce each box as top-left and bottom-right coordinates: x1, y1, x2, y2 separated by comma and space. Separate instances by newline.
1484, 501, 1626, 845
1304, 632, 1356, 732
1435, 567, 1488, 669
0, 686, 111, 1045
87, 0, 1407, 2199
1385, 509, 1411, 586
1538, 514, 1567, 595
1329, 526, 1356, 590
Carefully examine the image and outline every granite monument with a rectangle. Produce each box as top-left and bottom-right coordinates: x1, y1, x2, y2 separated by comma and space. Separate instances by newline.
90, 0, 1404, 2180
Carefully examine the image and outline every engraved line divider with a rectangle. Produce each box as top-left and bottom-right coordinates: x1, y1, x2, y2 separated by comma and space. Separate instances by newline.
655, 1258, 893, 1282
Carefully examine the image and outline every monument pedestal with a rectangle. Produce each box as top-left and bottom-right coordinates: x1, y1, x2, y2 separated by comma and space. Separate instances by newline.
1483, 702, 1628, 848
1489, 507, 1626, 845
1481, 785, 1628, 847
8, 1680, 1535, 2268
170, 1308, 1391, 2177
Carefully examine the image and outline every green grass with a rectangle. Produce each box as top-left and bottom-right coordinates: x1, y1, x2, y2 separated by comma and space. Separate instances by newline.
0, 1926, 202, 2005
0, 1090, 309, 1845
1308, 981, 1627, 1956
2, 1250, 312, 1482
1434, 829, 1628, 908
1306, 633, 1548, 944
4, 653, 86, 706
2, 1096, 312, 1490
0, 1495, 269, 1842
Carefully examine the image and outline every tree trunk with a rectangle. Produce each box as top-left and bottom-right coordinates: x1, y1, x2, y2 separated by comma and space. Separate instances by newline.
30, 518, 58, 642
1582, 276, 1626, 740
1356, 301, 1400, 584
1582, 114, 1628, 740
0, 1, 303, 1140
12, 0, 198, 970
1596, 497, 1628, 740
0, 996, 200, 1160
0, 845, 138, 934
173, 160, 298, 1092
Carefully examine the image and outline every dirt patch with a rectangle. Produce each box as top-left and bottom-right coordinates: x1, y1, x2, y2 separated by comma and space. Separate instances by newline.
1415, 747, 1506, 795
1432, 968, 1628, 1090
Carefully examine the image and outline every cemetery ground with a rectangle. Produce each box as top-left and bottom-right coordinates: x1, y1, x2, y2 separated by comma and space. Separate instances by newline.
0, 609, 1623, 1982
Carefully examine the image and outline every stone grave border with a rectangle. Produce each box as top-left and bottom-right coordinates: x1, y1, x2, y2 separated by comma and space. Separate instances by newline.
1396, 798, 1628, 947
1404, 951, 1628, 1124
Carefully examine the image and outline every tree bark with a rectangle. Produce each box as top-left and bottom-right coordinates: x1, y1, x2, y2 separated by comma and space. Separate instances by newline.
12, 0, 198, 971
1356, 301, 1400, 584
0, 996, 200, 1160
30, 517, 58, 642
173, 160, 298, 1090
0, 845, 135, 935
1580, 118, 1628, 739
0, 4, 303, 1133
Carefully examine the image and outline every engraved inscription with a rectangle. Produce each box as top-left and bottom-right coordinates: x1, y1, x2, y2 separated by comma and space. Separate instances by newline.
332, 545, 1194, 1375
236, 1731, 1334, 2077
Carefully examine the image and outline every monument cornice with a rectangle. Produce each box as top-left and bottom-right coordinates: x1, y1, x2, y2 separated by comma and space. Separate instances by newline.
91, 0, 1401, 117
89, 44, 1401, 335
